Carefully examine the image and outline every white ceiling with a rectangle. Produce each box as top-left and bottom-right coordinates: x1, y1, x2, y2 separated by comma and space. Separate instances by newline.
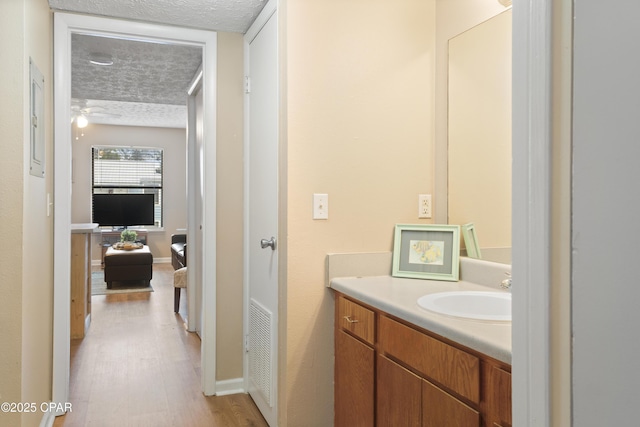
50, 0, 268, 128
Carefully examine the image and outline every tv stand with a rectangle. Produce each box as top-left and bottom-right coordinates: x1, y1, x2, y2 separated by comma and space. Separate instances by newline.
100, 229, 148, 267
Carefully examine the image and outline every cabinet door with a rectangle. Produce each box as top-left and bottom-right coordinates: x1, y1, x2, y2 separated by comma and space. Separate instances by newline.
335, 330, 374, 427
377, 354, 422, 426
379, 315, 480, 404
422, 379, 480, 427
490, 365, 512, 427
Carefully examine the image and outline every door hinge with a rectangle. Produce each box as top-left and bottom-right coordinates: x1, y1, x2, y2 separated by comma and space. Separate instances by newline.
245, 76, 251, 94
245, 334, 250, 352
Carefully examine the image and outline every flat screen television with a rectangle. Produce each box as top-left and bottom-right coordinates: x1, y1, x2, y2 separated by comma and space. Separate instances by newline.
92, 193, 155, 227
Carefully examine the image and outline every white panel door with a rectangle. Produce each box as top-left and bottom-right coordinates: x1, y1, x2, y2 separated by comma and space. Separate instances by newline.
193, 80, 204, 336
245, 4, 278, 426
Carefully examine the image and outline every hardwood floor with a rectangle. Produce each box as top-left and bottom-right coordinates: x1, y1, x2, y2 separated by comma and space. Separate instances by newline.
53, 263, 267, 427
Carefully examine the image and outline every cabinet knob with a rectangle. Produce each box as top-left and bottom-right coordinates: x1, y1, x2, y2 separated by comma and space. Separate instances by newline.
343, 316, 359, 324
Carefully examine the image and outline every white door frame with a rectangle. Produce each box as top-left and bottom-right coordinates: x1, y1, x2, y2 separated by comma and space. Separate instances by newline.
512, 0, 553, 425
52, 13, 218, 409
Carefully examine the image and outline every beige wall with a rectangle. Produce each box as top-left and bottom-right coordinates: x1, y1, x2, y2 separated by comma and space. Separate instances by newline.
0, 0, 54, 426
21, 0, 54, 424
284, 0, 436, 424
70, 124, 187, 261
215, 32, 245, 381
0, 2, 26, 425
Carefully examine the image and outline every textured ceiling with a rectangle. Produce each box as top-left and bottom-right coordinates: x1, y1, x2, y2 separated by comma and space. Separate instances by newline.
49, 0, 267, 33
53, 0, 268, 128
71, 33, 202, 128
72, 34, 202, 106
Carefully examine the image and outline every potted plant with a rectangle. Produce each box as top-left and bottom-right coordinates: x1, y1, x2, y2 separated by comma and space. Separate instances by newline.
120, 229, 137, 243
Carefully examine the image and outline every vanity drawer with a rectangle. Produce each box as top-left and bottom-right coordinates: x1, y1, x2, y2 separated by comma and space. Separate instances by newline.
378, 315, 480, 404
337, 295, 375, 345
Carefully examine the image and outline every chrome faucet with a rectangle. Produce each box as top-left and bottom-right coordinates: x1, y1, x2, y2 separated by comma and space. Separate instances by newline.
500, 272, 512, 290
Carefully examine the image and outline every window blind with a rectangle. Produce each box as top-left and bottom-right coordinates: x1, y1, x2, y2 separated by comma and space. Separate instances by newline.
92, 147, 163, 226
93, 147, 163, 189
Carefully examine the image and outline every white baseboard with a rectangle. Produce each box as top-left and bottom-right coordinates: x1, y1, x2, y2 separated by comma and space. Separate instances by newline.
215, 378, 245, 396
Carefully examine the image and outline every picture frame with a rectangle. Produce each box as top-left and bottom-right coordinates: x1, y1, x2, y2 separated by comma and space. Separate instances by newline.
461, 222, 482, 259
392, 224, 460, 281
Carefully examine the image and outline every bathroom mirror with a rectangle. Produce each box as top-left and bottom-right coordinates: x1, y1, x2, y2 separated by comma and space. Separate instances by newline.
448, 9, 512, 264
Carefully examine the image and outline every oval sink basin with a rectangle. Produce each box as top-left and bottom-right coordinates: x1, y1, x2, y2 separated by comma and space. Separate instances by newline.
417, 291, 511, 322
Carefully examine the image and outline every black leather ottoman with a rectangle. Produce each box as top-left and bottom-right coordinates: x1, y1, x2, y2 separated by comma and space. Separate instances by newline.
104, 245, 153, 288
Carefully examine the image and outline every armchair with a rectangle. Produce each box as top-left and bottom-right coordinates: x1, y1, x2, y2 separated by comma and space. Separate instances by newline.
171, 234, 187, 270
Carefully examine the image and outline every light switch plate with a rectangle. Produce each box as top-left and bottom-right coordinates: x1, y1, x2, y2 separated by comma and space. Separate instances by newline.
313, 193, 329, 219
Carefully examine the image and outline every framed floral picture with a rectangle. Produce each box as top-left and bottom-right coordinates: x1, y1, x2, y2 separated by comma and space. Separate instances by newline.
392, 224, 460, 281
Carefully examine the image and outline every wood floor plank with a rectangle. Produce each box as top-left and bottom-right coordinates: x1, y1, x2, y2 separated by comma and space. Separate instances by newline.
53, 263, 267, 427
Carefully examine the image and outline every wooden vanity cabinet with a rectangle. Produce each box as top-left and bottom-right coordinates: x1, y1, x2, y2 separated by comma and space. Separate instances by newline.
335, 293, 511, 427
376, 352, 480, 427
422, 378, 480, 427
335, 294, 375, 426
378, 315, 480, 404
378, 315, 481, 427
487, 365, 512, 427
376, 353, 422, 425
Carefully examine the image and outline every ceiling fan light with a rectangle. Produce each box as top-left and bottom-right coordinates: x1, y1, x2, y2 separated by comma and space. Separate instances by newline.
76, 115, 89, 128
88, 53, 113, 66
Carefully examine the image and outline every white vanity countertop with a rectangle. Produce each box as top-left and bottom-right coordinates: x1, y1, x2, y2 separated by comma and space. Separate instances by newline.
330, 275, 512, 364
70, 223, 99, 233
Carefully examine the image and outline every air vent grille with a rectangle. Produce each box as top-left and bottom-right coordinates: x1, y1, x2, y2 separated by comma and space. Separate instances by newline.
249, 299, 273, 406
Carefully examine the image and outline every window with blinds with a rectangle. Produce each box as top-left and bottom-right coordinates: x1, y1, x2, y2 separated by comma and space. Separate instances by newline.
92, 146, 163, 227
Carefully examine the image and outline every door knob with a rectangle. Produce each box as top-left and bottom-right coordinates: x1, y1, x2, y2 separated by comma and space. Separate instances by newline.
260, 237, 277, 250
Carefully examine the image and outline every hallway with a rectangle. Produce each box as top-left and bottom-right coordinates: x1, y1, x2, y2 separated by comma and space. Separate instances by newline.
54, 263, 267, 427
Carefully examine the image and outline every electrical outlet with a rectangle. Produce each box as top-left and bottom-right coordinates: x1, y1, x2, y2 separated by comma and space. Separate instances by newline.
418, 194, 432, 218
313, 193, 329, 219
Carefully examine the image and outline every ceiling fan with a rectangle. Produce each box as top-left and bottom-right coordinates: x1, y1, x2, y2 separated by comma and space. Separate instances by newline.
71, 98, 120, 128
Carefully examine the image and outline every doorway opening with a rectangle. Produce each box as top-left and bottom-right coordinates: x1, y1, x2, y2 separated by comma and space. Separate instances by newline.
53, 12, 218, 410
